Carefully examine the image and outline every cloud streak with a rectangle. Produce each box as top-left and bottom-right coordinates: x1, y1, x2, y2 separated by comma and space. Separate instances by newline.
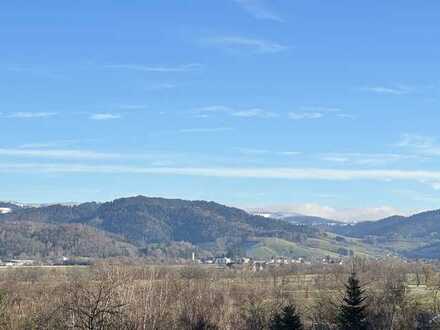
103, 63, 202, 73
194, 105, 277, 118
232, 108, 278, 118
234, 0, 283, 22
5, 112, 57, 119
0, 148, 124, 160
289, 112, 323, 120
207, 36, 287, 53
90, 113, 121, 120
178, 127, 233, 134
3, 163, 440, 184
237, 148, 302, 157
288, 106, 353, 120
254, 203, 410, 222
361, 85, 411, 95
319, 152, 423, 166
397, 133, 440, 156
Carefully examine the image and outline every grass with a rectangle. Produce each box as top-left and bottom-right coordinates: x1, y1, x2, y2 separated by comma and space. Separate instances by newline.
247, 237, 339, 259
246, 233, 387, 260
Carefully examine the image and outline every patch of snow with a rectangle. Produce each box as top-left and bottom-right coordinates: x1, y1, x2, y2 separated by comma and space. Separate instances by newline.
0, 208, 11, 214
248, 209, 303, 219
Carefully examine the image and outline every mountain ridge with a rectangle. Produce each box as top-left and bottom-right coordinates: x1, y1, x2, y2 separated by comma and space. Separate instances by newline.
2, 196, 440, 260
0, 195, 317, 259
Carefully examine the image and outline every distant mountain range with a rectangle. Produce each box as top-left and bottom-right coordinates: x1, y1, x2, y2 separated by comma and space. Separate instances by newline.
329, 209, 440, 239
248, 210, 344, 227
327, 209, 440, 259
0, 196, 316, 259
0, 202, 21, 213
1, 197, 440, 260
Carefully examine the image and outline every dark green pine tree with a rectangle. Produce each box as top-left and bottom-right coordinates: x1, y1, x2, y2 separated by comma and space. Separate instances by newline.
269, 304, 304, 330
336, 272, 368, 330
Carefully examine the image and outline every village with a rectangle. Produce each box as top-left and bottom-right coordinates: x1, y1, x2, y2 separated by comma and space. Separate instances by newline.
0, 255, 345, 270
193, 253, 345, 271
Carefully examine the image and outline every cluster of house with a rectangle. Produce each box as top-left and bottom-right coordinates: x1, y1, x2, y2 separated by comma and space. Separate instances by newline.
193, 256, 336, 271
0, 256, 92, 267
195, 255, 343, 271
0, 259, 35, 267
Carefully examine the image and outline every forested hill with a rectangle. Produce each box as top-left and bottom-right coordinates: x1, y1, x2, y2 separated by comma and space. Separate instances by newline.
0, 196, 317, 258
4, 196, 440, 260
0, 202, 21, 212
325, 209, 440, 259
330, 209, 440, 239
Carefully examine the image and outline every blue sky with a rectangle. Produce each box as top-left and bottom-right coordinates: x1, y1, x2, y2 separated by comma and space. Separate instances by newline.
1, 1, 440, 220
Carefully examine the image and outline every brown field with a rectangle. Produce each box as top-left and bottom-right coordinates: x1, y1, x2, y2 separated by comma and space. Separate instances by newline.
0, 259, 440, 329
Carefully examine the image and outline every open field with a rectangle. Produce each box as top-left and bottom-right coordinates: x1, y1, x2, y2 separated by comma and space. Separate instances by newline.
1, 259, 440, 329
0, 265, 89, 270
246, 233, 389, 260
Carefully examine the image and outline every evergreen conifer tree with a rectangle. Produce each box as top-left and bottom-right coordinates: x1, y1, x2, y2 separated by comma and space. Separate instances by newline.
336, 272, 368, 330
269, 304, 304, 330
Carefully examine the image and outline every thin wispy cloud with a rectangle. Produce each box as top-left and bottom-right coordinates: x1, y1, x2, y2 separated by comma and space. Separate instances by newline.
207, 36, 288, 53
289, 106, 353, 120
0, 148, 124, 160
431, 182, 440, 190
397, 133, 440, 156
103, 63, 202, 73
361, 85, 411, 95
19, 143, 60, 149
233, 0, 284, 22
194, 105, 231, 115
255, 203, 409, 222
5, 112, 57, 119
299, 106, 342, 113
418, 179, 440, 191
232, 108, 278, 118
3, 164, 440, 186
194, 105, 278, 118
336, 113, 357, 119
178, 127, 233, 134
319, 152, 423, 166
237, 148, 302, 157
393, 188, 440, 203
195, 105, 348, 120
0, 147, 203, 164
19, 139, 83, 149
289, 112, 324, 120
90, 113, 121, 121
